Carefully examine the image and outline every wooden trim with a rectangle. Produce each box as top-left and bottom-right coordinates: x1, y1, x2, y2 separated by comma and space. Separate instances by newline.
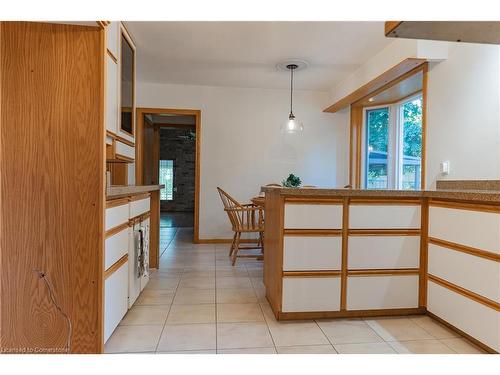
278, 307, 425, 321
106, 49, 117, 64
348, 229, 421, 236
428, 274, 500, 311
384, 21, 403, 35
426, 312, 497, 354
114, 134, 135, 147
284, 197, 343, 204
355, 106, 362, 188
349, 198, 421, 205
348, 109, 355, 186
348, 268, 420, 276
104, 254, 128, 279
421, 63, 428, 189
129, 193, 151, 202
129, 211, 151, 225
419, 198, 429, 308
105, 222, 129, 238
283, 229, 342, 236
115, 154, 134, 163
197, 238, 259, 244
283, 271, 341, 278
324, 58, 427, 113
106, 197, 129, 208
340, 198, 349, 310
428, 237, 500, 262
429, 199, 500, 213
135, 107, 202, 244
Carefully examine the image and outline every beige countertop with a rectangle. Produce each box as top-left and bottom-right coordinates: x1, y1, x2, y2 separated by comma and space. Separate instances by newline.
107, 185, 164, 199
261, 186, 500, 203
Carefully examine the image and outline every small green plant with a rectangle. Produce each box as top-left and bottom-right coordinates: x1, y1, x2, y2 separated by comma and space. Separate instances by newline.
282, 174, 302, 188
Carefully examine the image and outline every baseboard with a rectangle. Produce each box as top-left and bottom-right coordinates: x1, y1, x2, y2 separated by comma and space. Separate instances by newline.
426, 311, 497, 354
277, 307, 426, 321
197, 238, 259, 244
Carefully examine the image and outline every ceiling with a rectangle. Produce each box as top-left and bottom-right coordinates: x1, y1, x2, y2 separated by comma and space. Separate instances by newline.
124, 22, 392, 91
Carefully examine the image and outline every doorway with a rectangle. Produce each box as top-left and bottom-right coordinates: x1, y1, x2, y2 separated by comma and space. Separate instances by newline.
136, 108, 201, 246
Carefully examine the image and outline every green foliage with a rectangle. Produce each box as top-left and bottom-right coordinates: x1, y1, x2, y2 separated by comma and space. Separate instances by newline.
367, 108, 389, 153
282, 174, 302, 188
402, 99, 422, 158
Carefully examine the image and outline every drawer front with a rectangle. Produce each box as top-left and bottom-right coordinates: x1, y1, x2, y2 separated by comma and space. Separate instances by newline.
106, 21, 120, 58
428, 244, 500, 302
130, 197, 150, 218
347, 275, 419, 310
105, 56, 118, 134
348, 236, 420, 269
349, 205, 421, 229
282, 277, 341, 312
116, 140, 135, 160
283, 236, 342, 271
105, 228, 130, 270
284, 204, 343, 229
428, 281, 499, 352
429, 206, 500, 254
104, 260, 129, 343
105, 203, 129, 231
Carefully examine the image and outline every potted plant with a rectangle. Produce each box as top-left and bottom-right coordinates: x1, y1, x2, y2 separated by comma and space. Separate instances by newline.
282, 174, 302, 188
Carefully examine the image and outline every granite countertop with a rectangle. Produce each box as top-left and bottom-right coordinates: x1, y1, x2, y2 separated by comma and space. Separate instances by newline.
261, 181, 500, 203
107, 185, 164, 199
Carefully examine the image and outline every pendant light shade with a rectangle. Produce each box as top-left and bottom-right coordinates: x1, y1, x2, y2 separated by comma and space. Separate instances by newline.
281, 63, 304, 134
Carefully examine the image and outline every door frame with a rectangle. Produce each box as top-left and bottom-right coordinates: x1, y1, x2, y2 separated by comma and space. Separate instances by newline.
136, 107, 201, 243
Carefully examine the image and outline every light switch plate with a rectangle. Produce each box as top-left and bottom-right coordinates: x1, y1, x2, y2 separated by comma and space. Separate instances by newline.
440, 161, 450, 175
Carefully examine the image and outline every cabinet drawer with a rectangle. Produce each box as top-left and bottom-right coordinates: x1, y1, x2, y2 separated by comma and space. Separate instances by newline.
282, 277, 341, 312
105, 227, 129, 270
104, 260, 128, 343
429, 206, 500, 254
348, 236, 420, 269
347, 275, 419, 310
284, 204, 343, 229
349, 205, 421, 229
428, 244, 500, 302
428, 281, 499, 352
130, 197, 150, 218
115, 140, 135, 160
105, 55, 118, 134
105, 203, 129, 231
283, 236, 342, 271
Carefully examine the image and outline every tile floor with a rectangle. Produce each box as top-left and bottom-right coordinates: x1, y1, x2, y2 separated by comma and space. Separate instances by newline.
105, 227, 485, 354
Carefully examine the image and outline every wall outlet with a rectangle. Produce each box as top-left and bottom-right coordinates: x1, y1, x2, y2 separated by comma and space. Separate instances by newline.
440, 161, 450, 175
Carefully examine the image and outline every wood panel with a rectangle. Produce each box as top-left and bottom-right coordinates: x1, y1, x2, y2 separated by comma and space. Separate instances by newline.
149, 190, 160, 269
323, 58, 426, 113
385, 21, 500, 45
0, 22, 104, 353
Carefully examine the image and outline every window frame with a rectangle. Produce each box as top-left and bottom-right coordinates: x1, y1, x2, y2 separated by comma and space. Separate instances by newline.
159, 159, 174, 201
361, 92, 423, 190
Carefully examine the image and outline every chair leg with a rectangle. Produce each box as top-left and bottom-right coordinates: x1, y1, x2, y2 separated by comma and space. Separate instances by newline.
229, 232, 237, 257
259, 232, 264, 254
231, 232, 241, 266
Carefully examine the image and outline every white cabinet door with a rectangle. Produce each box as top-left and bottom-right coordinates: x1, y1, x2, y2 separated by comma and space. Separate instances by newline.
284, 204, 343, 229
105, 228, 129, 270
428, 281, 499, 352
115, 140, 135, 160
348, 236, 420, 269
347, 275, 419, 310
349, 205, 421, 229
105, 203, 129, 231
105, 55, 118, 134
282, 277, 341, 312
106, 22, 119, 59
429, 206, 500, 254
104, 261, 128, 343
283, 236, 342, 271
130, 197, 150, 218
428, 244, 500, 302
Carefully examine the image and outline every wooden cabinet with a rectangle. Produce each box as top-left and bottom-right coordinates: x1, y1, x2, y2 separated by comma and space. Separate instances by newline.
105, 55, 119, 134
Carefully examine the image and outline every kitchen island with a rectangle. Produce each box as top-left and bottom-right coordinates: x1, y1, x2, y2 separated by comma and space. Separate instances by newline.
262, 184, 500, 353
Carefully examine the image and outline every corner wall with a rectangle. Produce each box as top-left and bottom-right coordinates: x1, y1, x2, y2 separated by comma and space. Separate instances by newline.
137, 82, 349, 239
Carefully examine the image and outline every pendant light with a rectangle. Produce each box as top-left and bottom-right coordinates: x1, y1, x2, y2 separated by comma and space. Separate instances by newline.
282, 63, 303, 134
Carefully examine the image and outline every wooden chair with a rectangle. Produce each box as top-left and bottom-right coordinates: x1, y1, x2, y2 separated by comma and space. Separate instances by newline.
217, 187, 264, 266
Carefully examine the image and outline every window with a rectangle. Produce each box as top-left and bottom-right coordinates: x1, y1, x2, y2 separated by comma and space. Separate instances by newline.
363, 94, 422, 190
159, 160, 174, 200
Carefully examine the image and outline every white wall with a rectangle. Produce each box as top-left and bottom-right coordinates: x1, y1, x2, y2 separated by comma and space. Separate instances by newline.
426, 43, 500, 188
137, 82, 348, 239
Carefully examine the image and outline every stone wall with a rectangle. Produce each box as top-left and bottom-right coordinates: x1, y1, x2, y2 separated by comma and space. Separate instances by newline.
159, 127, 195, 212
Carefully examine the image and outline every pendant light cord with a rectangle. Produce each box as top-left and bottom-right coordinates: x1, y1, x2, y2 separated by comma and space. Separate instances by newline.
289, 66, 294, 117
